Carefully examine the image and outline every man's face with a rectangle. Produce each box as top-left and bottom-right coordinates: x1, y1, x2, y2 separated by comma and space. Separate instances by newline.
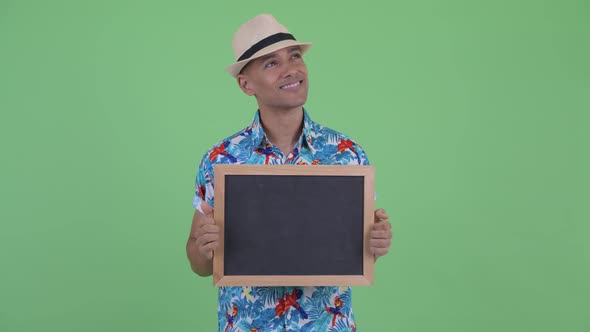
237, 46, 309, 111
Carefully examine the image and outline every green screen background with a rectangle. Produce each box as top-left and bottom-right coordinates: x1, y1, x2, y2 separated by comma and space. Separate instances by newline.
1, 0, 588, 331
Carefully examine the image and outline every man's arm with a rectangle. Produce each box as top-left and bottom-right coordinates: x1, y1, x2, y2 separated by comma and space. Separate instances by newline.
186, 202, 219, 276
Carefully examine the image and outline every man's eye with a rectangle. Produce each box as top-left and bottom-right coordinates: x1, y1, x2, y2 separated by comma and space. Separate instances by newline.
265, 61, 277, 68
292, 53, 302, 59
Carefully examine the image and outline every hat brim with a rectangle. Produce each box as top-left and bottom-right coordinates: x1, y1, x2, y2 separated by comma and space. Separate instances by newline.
225, 40, 312, 78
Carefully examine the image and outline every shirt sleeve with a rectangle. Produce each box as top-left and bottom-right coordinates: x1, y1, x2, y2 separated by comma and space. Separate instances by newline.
354, 143, 370, 166
192, 152, 215, 214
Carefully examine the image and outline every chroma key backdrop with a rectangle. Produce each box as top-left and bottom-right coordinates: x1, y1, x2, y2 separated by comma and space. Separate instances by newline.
1, 1, 588, 331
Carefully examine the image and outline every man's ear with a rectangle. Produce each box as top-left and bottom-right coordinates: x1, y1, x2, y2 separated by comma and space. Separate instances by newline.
237, 74, 255, 96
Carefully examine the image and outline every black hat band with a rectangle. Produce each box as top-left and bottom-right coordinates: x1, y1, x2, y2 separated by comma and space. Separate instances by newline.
237, 32, 296, 62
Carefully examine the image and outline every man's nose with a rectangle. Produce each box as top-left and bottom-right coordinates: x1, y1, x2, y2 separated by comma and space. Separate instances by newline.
281, 61, 298, 78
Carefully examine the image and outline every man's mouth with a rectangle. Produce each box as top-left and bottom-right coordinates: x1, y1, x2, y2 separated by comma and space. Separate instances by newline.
280, 80, 303, 90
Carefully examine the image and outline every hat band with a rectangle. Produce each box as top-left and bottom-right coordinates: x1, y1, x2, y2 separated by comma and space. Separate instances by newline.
237, 32, 296, 62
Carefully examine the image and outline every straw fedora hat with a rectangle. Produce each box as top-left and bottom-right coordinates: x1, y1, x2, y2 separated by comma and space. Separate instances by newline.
226, 14, 312, 78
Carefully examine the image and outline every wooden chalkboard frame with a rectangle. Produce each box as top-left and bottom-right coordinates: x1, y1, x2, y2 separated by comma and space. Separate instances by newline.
213, 164, 375, 287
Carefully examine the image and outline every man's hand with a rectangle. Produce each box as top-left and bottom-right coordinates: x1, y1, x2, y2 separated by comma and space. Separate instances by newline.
370, 208, 393, 262
187, 202, 219, 275
191, 202, 219, 260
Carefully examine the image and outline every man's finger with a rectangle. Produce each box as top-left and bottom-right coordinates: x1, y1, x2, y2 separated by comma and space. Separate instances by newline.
200, 224, 219, 234
372, 247, 389, 256
197, 238, 216, 252
203, 241, 219, 251
371, 229, 392, 239
198, 214, 216, 225
200, 241, 218, 259
370, 238, 391, 248
375, 208, 389, 220
200, 246, 213, 260
373, 221, 391, 230
200, 233, 219, 245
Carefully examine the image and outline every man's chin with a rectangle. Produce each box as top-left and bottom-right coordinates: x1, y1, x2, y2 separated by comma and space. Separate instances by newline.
275, 98, 308, 110
260, 95, 308, 111
288, 95, 308, 108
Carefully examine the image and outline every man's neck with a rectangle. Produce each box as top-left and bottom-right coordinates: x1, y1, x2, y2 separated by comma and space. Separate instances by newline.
258, 106, 304, 156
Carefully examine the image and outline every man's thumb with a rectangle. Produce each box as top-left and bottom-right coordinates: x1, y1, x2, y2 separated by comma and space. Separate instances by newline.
201, 201, 214, 216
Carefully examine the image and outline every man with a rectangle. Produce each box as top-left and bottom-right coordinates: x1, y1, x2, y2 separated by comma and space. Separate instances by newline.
186, 14, 393, 332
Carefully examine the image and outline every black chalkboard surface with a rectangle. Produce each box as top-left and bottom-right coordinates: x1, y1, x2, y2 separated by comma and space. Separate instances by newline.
213, 165, 375, 286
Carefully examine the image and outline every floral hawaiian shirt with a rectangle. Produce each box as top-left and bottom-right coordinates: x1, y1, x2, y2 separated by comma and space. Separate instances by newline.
192, 108, 369, 332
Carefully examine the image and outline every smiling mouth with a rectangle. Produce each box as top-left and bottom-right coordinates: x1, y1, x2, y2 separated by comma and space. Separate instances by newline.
280, 80, 303, 89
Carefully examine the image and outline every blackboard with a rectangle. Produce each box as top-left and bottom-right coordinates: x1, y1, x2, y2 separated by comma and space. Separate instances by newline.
213, 165, 375, 286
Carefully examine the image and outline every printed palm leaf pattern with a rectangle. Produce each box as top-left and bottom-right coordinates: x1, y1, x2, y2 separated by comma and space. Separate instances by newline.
301, 312, 331, 332
309, 129, 340, 151
296, 148, 319, 165
255, 287, 284, 307
218, 287, 241, 312
329, 317, 356, 332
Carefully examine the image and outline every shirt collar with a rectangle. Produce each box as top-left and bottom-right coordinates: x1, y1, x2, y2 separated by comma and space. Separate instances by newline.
247, 108, 318, 151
